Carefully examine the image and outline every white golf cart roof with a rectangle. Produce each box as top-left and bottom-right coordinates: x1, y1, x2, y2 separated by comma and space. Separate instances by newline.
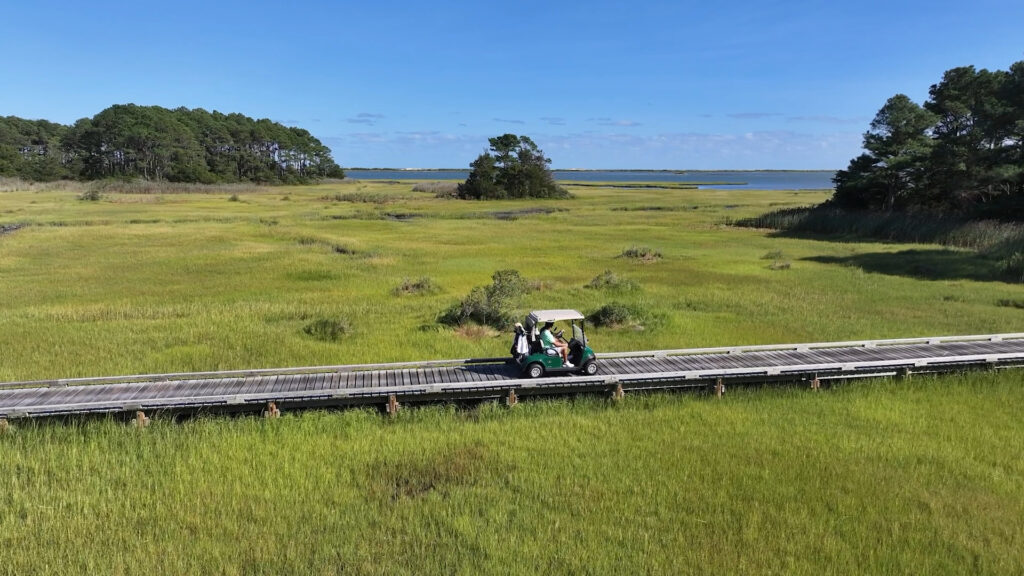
527, 309, 585, 324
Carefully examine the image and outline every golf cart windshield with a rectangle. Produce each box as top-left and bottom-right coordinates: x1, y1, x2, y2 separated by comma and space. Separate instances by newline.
572, 323, 586, 346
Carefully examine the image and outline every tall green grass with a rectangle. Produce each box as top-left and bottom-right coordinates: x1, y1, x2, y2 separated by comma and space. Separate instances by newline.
735, 206, 1024, 281
1, 372, 1022, 574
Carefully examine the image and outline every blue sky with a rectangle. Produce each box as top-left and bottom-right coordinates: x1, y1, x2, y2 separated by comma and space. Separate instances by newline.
2, 0, 1022, 169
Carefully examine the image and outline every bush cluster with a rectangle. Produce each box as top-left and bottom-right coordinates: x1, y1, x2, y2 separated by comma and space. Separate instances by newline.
439, 270, 531, 329
302, 317, 350, 342
585, 269, 639, 291
393, 277, 439, 296
588, 302, 637, 328
619, 246, 662, 262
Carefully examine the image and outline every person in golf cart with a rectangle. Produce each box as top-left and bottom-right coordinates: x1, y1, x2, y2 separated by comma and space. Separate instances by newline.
539, 321, 572, 367
512, 309, 598, 378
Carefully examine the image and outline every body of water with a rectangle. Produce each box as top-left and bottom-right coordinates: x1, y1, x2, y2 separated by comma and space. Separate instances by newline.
345, 169, 836, 190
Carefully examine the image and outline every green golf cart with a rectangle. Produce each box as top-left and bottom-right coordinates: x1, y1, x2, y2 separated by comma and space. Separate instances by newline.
511, 309, 598, 378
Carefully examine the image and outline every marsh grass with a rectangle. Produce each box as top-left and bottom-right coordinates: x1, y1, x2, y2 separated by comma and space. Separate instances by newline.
411, 181, 460, 197
738, 206, 1024, 281
4, 180, 1024, 572
1, 181, 1021, 381
1, 372, 1022, 574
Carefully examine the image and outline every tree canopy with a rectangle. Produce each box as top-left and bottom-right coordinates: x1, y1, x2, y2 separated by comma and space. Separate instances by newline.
456, 134, 568, 199
0, 105, 343, 184
833, 61, 1024, 216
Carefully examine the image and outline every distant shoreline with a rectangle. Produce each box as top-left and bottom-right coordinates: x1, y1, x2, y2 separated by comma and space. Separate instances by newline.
348, 168, 837, 173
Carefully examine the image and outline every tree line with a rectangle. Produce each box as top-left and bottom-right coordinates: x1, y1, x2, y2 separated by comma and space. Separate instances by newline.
0, 104, 343, 184
833, 61, 1023, 217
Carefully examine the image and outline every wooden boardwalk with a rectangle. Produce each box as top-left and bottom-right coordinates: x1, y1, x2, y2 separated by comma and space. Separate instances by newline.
2, 333, 1023, 419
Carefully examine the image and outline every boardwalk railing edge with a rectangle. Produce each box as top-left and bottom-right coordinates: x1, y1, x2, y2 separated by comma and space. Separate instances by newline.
4, 351, 1024, 419
3, 331, 1023, 391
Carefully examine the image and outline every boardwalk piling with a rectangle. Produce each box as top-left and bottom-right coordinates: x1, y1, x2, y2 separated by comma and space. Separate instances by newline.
612, 382, 625, 402
386, 394, 400, 417
715, 378, 725, 398
506, 389, 518, 407
811, 377, 821, 391
133, 411, 150, 428
264, 402, 281, 419
0, 418, 9, 434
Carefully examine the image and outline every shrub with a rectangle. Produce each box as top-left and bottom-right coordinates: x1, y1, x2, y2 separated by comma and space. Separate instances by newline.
228, 194, 240, 202
585, 269, 639, 291
619, 246, 661, 262
589, 302, 637, 328
302, 317, 349, 342
439, 269, 532, 329
332, 244, 356, 255
78, 189, 102, 201
1000, 252, 1024, 283
393, 277, 439, 296
996, 299, 1024, 309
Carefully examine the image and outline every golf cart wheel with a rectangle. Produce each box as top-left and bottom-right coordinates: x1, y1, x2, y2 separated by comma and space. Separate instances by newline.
526, 363, 545, 379
581, 360, 599, 375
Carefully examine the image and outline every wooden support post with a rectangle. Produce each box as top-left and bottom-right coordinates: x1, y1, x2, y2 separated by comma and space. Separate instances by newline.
0, 418, 9, 434
263, 402, 281, 419
715, 378, 725, 398
386, 394, 400, 417
897, 367, 912, 381
611, 383, 624, 402
811, 377, 821, 391
133, 411, 150, 428
506, 389, 518, 407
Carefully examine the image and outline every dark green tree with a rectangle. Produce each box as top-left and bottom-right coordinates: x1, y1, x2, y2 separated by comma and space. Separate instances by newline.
457, 134, 568, 199
926, 66, 1011, 207
833, 60, 1024, 216
833, 95, 936, 210
3, 105, 343, 185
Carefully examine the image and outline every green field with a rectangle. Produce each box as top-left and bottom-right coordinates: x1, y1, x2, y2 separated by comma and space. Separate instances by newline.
1, 180, 1023, 574
1, 180, 1021, 381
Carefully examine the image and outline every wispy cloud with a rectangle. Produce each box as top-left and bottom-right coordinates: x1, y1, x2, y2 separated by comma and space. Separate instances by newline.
323, 129, 862, 170
588, 117, 642, 127
787, 115, 868, 125
727, 112, 783, 120
347, 112, 386, 126
493, 118, 526, 124
540, 116, 566, 126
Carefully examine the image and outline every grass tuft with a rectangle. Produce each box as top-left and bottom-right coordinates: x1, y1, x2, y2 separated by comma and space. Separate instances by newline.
302, 317, 350, 342
619, 246, 662, 262
392, 276, 439, 296
78, 189, 102, 201
585, 269, 639, 291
